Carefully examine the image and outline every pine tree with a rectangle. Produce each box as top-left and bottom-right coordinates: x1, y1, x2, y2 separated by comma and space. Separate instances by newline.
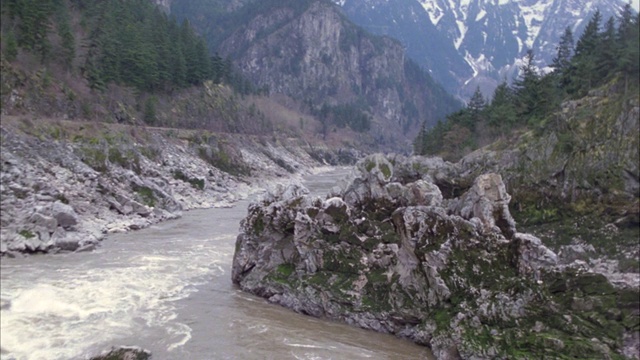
616, 7, 639, 94
172, 42, 188, 87
594, 17, 617, 85
616, 3, 634, 43
551, 26, 574, 90
144, 96, 158, 124
150, 12, 172, 88
486, 81, 516, 132
211, 54, 224, 84
192, 38, 212, 83
467, 86, 486, 129
4, 30, 18, 61
413, 121, 427, 154
570, 10, 602, 96
514, 49, 542, 121
56, 6, 75, 69
575, 10, 602, 57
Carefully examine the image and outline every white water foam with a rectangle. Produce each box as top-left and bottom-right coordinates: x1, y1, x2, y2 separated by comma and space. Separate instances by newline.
0, 236, 229, 360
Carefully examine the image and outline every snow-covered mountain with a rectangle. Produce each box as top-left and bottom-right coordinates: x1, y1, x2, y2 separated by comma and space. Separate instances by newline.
336, 0, 629, 99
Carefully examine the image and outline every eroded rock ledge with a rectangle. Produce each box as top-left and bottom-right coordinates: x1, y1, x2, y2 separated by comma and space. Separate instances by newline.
0, 121, 360, 256
232, 154, 640, 359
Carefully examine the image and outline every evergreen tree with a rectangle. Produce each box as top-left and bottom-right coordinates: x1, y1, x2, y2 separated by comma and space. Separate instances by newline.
144, 96, 158, 124
4, 30, 18, 61
595, 16, 618, 85
513, 49, 542, 122
467, 86, 486, 127
617, 10, 639, 93
570, 10, 602, 96
552, 26, 574, 71
150, 12, 172, 88
486, 81, 517, 132
210, 54, 225, 84
616, 3, 634, 43
551, 26, 574, 90
413, 121, 427, 154
56, 6, 75, 69
192, 39, 212, 82
575, 10, 602, 57
172, 43, 188, 87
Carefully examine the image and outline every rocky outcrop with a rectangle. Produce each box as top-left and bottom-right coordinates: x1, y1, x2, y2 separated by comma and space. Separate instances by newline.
450, 86, 640, 292
232, 154, 640, 359
0, 120, 358, 256
459, 88, 639, 222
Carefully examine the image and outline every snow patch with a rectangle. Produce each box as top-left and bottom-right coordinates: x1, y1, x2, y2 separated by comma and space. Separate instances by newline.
518, 0, 554, 49
419, 0, 445, 25
463, 52, 495, 85
515, 35, 523, 53
455, 20, 467, 49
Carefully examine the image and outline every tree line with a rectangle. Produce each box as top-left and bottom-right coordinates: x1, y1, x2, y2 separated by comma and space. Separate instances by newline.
414, 5, 639, 160
0, 0, 258, 94
312, 102, 372, 135
77, 0, 228, 91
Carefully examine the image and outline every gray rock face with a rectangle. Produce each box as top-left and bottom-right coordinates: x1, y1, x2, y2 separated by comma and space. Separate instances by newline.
1, 122, 351, 255
449, 173, 516, 239
232, 153, 639, 359
215, 1, 459, 149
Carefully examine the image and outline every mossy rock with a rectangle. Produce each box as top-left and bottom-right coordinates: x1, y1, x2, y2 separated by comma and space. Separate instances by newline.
321, 247, 364, 274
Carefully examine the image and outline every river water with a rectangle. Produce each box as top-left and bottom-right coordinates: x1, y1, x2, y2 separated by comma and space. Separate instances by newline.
0, 169, 433, 360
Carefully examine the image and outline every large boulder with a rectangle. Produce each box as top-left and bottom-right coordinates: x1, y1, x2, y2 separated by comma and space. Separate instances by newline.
448, 173, 516, 239
50, 201, 78, 229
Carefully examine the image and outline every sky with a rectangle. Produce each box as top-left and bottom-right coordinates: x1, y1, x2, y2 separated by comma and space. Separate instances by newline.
632, 0, 639, 11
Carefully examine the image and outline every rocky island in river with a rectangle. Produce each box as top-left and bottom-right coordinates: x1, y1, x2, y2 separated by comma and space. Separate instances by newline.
232, 153, 640, 359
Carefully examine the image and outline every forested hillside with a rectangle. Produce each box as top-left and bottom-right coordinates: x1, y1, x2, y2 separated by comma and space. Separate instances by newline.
1, 0, 463, 153
1, 0, 226, 92
0, 0, 286, 136
414, 6, 640, 161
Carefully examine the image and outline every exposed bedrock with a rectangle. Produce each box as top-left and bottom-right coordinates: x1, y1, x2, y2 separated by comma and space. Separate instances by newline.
232, 153, 640, 359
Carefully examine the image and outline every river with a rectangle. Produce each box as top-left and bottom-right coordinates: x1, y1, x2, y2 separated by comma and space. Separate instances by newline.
0, 168, 433, 360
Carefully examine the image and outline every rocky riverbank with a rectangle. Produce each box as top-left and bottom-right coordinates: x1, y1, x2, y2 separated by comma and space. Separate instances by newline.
232, 153, 640, 359
0, 117, 361, 256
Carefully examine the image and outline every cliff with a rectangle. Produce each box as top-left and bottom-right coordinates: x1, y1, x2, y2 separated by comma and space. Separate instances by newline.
232, 154, 639, 359
174, 0, 461, 150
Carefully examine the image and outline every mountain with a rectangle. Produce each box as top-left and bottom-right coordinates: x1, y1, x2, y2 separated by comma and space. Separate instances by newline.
332, 0, 473, 95
335, 0, 629, 99
171, 0, 462, 151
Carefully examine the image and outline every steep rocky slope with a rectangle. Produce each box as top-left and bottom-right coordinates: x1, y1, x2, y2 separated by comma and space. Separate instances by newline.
0, 117, 360, 256
335, 0, 629, 98
457, 85, 640, 273
172, 0, 461, 150
232, 153, 639, 359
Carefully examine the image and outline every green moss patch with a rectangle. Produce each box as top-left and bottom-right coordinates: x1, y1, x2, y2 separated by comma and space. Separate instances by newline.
132, 184, 156, 207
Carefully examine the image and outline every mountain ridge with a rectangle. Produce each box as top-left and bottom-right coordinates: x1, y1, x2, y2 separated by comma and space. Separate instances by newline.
335, 0, 630, 99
